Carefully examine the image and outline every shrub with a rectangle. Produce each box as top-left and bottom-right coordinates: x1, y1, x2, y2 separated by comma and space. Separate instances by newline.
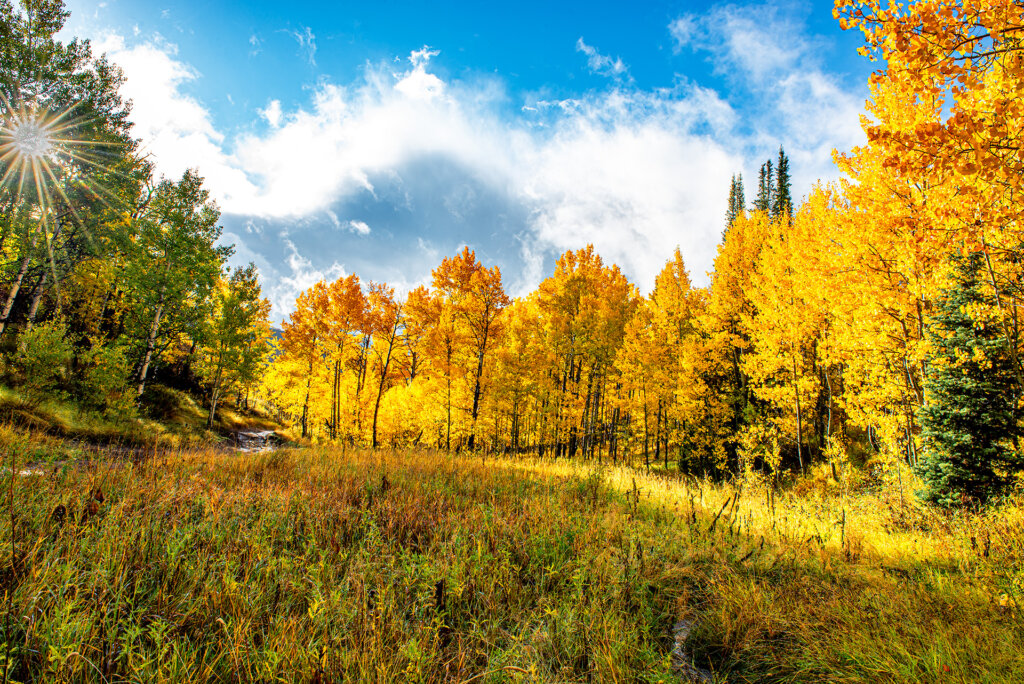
14, 318, 73, 402
79, 341, 137, 420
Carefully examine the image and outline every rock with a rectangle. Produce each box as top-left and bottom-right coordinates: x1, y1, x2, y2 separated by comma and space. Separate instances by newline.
671, 619, 715, 683
234, 430, 278, 452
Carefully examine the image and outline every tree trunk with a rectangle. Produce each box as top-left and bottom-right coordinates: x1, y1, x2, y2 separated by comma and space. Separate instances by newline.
0, 229, 41, 336
330, 359, 338, 440
792, 352, 804, 474
136, 292, 166, 398
642, 384, 650, 471
655, 399, 663, 469
445, 342, 453, 452
207, 352, 225, 428
25, 271, 47, 328
467, 314, 491, 451
354, 335, 369, 433
372, 321, 399, 449
301, 360, 313, 439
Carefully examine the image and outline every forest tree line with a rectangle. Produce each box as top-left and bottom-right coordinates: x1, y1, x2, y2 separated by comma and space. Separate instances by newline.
0, 1, 273, 426
3, 0, 1024, 506
267, 1, 1024, 506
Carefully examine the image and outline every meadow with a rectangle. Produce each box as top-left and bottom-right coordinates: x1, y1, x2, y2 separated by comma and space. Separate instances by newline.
2, 434, 1022, 683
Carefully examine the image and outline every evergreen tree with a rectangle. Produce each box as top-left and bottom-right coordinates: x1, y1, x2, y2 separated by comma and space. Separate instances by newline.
771, 146, 792, 222
916, 251, 1022, 507
753, 159, 774, 213
724, 174, 745, 231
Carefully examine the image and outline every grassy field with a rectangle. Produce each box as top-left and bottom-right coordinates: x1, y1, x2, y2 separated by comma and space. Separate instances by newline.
1, 438, 1022, 682
0, 384, 279, 454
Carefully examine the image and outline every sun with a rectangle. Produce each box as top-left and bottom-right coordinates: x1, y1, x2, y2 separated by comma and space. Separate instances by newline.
0, 92, 125, 216
0, 100, 72, 208
0, 102, 63, 167
8, 115, 53, 160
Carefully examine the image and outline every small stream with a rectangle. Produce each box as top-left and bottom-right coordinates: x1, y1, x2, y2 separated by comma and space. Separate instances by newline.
232, 429, 279, 452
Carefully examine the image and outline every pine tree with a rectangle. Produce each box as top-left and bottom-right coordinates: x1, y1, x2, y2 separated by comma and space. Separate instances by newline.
753, 160, 774, 213
771, 146, 792, 222
724, 174, 746, 231
916, 251, 1021, 507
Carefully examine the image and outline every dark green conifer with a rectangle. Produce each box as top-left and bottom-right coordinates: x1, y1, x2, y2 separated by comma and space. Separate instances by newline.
917, 251, 1022, 507
753, 159, 774, 213
724, 174, 745, 231
771, 146, 792, 222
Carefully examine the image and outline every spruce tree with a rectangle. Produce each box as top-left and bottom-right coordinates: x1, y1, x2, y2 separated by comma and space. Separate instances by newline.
771, 146, 792, 222
753, 159, 774, 213
724, 174, 745, 231
916, 251, 1022, 507
734, 173, 745, 220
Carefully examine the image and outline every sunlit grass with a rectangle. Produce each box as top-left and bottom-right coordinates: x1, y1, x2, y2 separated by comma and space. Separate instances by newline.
0, 384, 279, 455
504, 457, 1024, 568
1, 444, 1021, 682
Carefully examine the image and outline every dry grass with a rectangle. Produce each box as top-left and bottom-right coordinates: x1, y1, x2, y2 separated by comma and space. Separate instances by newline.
1, 441, 1021, 682
0, 384, 278, 453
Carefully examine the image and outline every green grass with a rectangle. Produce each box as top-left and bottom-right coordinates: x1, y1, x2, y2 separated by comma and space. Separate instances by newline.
0, 384, 279, 453
1, 444, 1021, 682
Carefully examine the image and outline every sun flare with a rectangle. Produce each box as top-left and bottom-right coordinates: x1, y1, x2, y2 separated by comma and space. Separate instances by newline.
8, 117, 52, 160
0, 103, 61, 165
0, 93, 126, 218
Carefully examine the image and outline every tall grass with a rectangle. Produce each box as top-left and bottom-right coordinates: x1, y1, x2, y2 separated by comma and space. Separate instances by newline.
0, 384, 279, 452
1, 442, 1021, 682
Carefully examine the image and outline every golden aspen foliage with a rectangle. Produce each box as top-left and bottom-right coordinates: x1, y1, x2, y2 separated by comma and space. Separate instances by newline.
365, 281, 405, 449
742, 203, 832, 474
487, 294, 556, 455
276, 282, 330, 439
615, 249, 708, 470
532, 245, 639, 459
431, 247, 510, 450
704, 210, 772, 448
323, 275, 366, 442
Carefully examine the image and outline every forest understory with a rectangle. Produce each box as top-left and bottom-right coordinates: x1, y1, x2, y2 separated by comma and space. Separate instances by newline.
1, 425, 1022, 683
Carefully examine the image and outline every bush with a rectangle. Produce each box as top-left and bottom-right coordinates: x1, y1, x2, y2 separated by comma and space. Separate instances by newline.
14, 319, 73, 402
79, 342, 137, 420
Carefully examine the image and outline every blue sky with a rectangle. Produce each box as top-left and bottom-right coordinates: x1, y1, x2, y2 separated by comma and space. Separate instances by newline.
63, 0, 874, 321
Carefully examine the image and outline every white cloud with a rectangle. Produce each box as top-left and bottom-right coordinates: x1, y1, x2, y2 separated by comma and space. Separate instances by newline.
667, 3, 864, 193
99, 19, 864, 314
348, 220, 371, 235
522, 110, 738, 290
576, 38, 628, 78
273, 238, 346, 313
671, 5, 800, 79
325, 210, 371, 235
260, 99, 283, 127
287, 26, 316, 66
417, 237, 440, 264
668, 17, 695, 52
95, 34, 258, 200
409, 46, 440, 68
395, 67, 445, 101
396, 46, 446, 100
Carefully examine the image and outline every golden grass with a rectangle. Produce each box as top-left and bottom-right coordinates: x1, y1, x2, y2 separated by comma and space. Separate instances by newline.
1, 442, 1021, 682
